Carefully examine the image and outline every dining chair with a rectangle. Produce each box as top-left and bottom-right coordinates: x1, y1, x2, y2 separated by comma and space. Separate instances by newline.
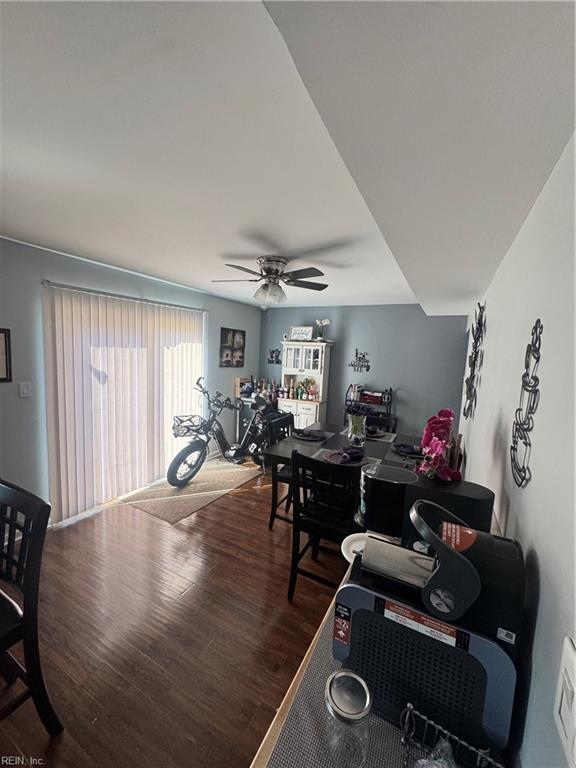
0, 478, 63, 737
288, 450, 361, 601
267, 412, 295, 530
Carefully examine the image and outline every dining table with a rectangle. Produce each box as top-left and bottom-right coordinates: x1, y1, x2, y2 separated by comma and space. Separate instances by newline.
263, 422, 421, 471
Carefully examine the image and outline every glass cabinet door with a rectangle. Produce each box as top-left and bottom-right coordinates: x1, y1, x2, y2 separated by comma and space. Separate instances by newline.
302, 347, 313, 371
292, 346, 302, 371
311, 347, 321, 372
284, 346, 295, 370
300, 345, 321, 373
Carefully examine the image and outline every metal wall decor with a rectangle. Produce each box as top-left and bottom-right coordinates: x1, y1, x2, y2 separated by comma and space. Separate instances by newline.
510, 319, 543, 488
0, 329, 12, 383
463, 302, 486, 419
348, 349, 370, 373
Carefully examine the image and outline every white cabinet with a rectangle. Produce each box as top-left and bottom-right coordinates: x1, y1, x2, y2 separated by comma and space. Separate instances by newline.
278, 400, 327, 429
283, 343, 324, 376
278, 341, 332, 428
297, 402, 319, 429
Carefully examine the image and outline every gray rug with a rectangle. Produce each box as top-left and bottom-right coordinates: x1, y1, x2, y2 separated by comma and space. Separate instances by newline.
121, 457, 261, 524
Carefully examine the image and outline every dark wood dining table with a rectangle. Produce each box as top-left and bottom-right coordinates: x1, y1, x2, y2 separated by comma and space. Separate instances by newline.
263, 422, 421, 471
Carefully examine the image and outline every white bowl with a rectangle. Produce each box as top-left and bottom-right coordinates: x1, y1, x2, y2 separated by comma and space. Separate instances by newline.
341, 533, 368, 564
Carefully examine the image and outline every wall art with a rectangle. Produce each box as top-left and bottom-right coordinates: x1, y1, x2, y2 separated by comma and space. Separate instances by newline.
219, 327, 245, 368
463, 302, 486, 419
0, 329, 12, 383
289, 326, 314, 342
348, 348, 370, 373
267, 348, 282, 365
510, 318, 543, 487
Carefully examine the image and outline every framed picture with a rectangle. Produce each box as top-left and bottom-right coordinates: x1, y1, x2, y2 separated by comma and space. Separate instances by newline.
267, 348, 282, 365
289, 326, 314, 342
0, 329, 12, 382
219, 327, 246, 368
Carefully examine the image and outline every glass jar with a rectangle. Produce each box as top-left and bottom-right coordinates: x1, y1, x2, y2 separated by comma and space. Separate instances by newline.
325, 670, 371, 765
347, 414, 367, 447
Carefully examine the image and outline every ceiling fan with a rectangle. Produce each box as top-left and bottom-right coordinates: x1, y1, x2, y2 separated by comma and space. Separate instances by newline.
212, 256, 328, 305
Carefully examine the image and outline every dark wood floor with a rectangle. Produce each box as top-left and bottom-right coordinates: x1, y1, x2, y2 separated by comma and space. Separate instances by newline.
0, 473, 346, 767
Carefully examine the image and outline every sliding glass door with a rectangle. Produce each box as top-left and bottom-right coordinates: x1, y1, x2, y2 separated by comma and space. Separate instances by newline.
43, 286, 204, 523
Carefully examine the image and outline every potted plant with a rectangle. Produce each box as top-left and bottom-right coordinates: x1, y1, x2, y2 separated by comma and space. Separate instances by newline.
416, 408, 462, 482
345, 401, 371, 447
315, 318, 330, 339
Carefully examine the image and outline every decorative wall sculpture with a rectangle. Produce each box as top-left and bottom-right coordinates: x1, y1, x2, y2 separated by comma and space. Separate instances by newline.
463, 302, 486, 419
348, 349, 370, 373
0, 329, 11, 383
510, 319, 543, 487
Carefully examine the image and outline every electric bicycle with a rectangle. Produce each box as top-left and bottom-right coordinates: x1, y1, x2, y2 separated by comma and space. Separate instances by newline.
166, 377, 273, 487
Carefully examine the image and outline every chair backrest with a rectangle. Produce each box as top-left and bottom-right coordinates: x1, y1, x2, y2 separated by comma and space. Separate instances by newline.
268, 412, 294, 445
0, 479, 51, 613
291, 450, 361, 529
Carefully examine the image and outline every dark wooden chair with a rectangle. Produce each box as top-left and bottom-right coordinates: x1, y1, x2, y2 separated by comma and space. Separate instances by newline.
267, 412, 295, 530
0, 479, 63, 736
288, 450, 361, 601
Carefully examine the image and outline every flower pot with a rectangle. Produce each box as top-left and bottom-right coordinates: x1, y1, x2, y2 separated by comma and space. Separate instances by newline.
347, 414, 367, 447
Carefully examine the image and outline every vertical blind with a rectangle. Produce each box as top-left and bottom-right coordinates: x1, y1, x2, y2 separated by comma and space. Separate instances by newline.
43, 286, 204, 523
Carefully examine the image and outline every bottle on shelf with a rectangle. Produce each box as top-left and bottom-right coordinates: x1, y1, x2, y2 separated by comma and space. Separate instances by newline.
289, 379, 295, 399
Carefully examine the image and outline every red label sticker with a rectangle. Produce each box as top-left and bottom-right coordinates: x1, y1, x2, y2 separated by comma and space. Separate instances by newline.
334, 603, 351, 645
441, 522, 478, 552
384, 600, 458, 647
334, 616, 350, 645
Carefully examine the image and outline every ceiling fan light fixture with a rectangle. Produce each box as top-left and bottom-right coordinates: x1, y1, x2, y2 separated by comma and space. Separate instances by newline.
253, 281, 286, 305
253, 284, 270, 303
266, 282, 287, 304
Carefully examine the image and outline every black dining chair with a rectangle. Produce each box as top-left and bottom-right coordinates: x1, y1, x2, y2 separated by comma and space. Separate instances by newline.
0, 479, 63, 737
267, 412, 295, 530
288, 450, 361, 601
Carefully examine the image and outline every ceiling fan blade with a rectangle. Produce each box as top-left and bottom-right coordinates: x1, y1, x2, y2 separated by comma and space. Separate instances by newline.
225, 263, 262, 277
240, 229, 285, 254
220, 253, 263, 260
289, 280, 329, 291
282, 267, 324, 281
279, 238, 356, 260
211, 278, 261, 283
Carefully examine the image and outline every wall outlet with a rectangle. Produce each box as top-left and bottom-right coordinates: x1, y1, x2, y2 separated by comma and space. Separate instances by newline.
554, 637, 576, 767
18, 381, 32, 398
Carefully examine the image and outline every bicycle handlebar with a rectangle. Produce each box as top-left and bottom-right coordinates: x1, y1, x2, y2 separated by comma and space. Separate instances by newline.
194, 377, 242, 412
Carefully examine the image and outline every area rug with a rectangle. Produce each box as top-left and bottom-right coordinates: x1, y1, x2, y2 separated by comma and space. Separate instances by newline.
121, 458, 262, 525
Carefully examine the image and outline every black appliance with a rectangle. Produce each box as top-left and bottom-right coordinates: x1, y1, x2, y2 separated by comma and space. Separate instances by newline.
401, 477, 494, 553
360, 464, 419, 538
333, 500, 525, 753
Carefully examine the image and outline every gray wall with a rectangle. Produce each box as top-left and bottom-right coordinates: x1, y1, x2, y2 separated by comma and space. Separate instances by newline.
260, 304, 468, 435
0, 239, 261, 500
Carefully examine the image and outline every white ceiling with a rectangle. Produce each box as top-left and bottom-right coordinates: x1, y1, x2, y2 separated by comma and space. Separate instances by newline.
0, 2, 573, 314
0, 2, 414, 308
267, 1, 575, 314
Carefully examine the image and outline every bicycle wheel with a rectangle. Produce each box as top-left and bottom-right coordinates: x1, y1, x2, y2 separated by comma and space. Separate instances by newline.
166, 440, 208, 487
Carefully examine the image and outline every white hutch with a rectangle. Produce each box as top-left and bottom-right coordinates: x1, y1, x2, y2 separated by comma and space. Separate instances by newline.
278, 341, 332, 429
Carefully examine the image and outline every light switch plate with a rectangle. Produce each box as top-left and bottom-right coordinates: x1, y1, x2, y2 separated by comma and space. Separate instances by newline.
18, 381, 32, 398
554, 636, 576, 767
